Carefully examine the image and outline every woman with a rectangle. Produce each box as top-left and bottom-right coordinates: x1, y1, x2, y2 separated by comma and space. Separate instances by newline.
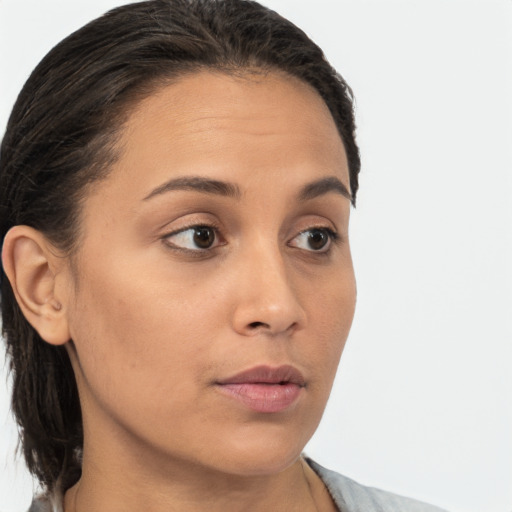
1, 1, 447, 510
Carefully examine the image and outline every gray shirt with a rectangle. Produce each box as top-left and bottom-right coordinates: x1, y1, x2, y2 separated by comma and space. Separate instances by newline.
306, 458, 448, 512
28, 457, 448, 512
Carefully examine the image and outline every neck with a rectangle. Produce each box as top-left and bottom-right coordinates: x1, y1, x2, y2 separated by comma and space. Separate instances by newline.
65, 456, 323, 512
64, 402, 335, 512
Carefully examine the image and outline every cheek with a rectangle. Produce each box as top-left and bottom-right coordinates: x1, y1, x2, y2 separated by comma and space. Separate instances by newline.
66, 254, 218, 413
308, 267, 356, 378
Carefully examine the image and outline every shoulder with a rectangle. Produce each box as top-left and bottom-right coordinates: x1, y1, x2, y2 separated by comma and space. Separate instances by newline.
305, 457, 449, 512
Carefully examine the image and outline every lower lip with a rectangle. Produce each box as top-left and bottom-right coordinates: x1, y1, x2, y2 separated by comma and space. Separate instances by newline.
217, 383, 303, 413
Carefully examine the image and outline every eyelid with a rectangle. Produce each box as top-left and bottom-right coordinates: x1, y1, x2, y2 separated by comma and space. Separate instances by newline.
159, 215, 341, 256
162, 222, 225, 253
288, 226, 340, 253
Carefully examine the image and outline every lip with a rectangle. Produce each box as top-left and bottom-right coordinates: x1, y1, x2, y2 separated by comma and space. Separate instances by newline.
215, 365, 305, 413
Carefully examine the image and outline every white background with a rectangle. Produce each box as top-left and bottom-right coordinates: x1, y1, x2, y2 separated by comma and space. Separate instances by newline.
1, 1, 511, 511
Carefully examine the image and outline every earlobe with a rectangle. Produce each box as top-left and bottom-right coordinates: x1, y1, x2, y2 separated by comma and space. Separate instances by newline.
2, 225, 71, 346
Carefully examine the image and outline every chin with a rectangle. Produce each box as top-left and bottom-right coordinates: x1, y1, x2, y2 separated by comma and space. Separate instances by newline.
205, 422, 316, 477
216, 450, 301, 478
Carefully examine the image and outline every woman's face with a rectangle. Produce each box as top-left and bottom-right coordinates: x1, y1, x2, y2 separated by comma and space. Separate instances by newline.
61, 71, 356, 477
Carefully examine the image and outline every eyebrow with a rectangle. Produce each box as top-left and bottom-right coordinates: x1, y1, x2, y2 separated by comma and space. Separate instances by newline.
143, 176, 242, 201
298, 176, 352, 202
143, 175, 351, 202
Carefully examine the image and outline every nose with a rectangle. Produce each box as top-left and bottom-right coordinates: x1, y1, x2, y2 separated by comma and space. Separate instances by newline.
230, 244, 307, 337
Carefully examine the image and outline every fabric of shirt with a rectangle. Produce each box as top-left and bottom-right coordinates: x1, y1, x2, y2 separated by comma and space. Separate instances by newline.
27, 457, 448, 512
305, 458, 448, 512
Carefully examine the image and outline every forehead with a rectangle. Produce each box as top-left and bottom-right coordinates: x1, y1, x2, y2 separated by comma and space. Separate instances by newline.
91, 70, 349, 206
126, 69, 337, 137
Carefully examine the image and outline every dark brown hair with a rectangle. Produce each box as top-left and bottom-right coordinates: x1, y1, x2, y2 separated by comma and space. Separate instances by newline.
0, 0, 360, 494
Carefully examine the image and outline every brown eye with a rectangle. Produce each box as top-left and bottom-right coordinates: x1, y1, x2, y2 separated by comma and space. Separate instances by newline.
307, 229, 329, 250
193, 226, 215, 248
164, 225, 219, 251
289, 227, 337, 253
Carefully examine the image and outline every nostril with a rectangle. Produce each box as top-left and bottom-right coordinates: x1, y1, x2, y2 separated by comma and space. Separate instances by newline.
248, 321, 269, 329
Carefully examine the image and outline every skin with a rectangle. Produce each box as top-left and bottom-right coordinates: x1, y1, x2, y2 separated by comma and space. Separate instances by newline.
4, 70, 355, 511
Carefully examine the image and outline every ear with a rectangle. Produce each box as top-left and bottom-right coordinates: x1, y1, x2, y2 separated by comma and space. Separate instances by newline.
2, 225, 71, 346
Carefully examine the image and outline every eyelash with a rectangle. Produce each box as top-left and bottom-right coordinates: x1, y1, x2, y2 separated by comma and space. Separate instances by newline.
161, 221, 225, 256
291, 226, 340, 254
161, 224, 340, 256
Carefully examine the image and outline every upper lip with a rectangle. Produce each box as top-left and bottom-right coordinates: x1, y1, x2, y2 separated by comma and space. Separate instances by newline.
217, 365, 305, 386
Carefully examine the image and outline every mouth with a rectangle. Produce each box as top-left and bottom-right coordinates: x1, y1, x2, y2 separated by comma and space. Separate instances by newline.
215, 365, 305, 413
